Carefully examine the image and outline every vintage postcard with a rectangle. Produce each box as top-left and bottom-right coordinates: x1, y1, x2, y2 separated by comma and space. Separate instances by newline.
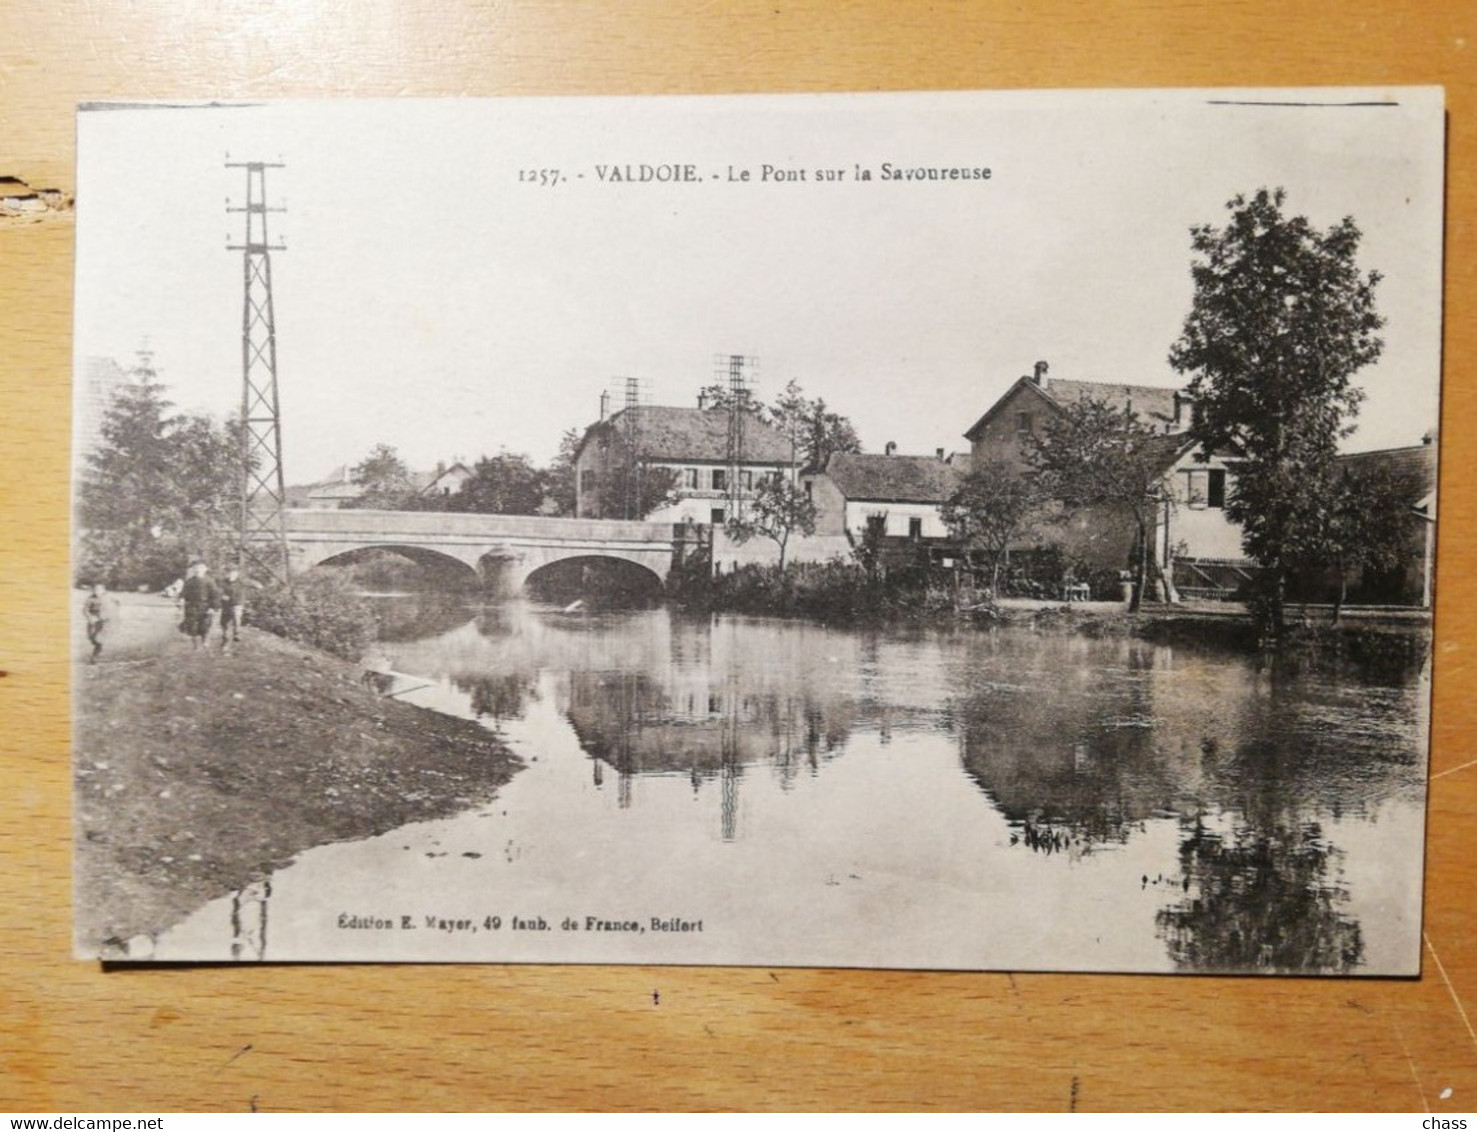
72, 90, 1443, 970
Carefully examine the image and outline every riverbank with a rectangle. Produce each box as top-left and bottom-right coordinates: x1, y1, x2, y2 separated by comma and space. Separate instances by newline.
692, 561, 1432, 651
73, 619, 522, 958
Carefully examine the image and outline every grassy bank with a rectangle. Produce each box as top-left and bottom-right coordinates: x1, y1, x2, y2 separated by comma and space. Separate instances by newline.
73, 624, 521, 958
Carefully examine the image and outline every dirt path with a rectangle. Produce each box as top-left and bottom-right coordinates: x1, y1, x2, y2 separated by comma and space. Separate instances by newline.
73, 622, 522, 958
71, 590, 188, 663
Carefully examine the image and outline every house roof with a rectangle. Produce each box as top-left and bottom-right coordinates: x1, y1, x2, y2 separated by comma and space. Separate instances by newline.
964, 375, 1189, 441
577, 405, 796, 465
1042, 379, 1184, 427
1336, 442, 1438, 503
820, 452, 962, 504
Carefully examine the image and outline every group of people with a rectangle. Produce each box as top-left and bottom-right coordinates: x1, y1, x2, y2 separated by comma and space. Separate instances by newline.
81, 561, 249, 664
178, 562, 248, 650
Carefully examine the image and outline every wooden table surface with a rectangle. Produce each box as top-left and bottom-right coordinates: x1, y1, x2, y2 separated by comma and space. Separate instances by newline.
3, 0, 1475, 1113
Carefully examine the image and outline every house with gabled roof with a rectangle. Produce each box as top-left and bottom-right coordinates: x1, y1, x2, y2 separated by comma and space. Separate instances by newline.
573, 398, 800, 525
805, 447, 963, 551
963, 361, 1243, 598
288, 460, 474, 509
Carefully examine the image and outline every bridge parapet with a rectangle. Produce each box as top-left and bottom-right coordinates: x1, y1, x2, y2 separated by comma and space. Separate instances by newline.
283, 508, 676, 543
279, 508, 683, 589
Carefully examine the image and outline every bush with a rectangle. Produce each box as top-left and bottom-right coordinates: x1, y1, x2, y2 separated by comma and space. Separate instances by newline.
249, 571, 379, 661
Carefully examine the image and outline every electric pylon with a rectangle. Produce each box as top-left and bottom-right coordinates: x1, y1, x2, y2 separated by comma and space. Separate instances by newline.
717, 354, 757, 520
227, 159, 290, 584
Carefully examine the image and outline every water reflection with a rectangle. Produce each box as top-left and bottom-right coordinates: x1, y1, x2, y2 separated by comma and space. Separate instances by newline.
211, 598, 1425, 973
1155, 816, 1363, 974
230, 878, 271, 962
454, 672, 539, 724
372, 592, 478, 642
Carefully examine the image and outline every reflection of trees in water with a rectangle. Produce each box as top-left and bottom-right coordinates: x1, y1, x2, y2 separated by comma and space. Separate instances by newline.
1152, 678, 1374, 974
453, 671, 540, 723
370, 593, 477, 642
1155, 816, 1362, 974
954, 634, 1408, 971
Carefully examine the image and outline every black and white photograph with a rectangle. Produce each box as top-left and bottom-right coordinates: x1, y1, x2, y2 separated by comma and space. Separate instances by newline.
71, 90, 1443, 970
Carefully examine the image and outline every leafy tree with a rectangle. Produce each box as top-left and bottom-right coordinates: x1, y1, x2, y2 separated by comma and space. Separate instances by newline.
1310, 461, 1414, 622
543, 428, 584, 517
769, 379, 862, 471
1028, 398, 1173, 612
77, 354, 238, 588
697, 379, 768, 420
1169, 188, 1385, 635
725, 476, 818, 570
940, 461, 1041, 597
588, 432, 681, 520
453, 451, 547, 515
349, 443, 416, 509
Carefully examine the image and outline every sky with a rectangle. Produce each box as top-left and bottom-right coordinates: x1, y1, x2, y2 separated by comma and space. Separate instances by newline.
73, 90, 1445, 484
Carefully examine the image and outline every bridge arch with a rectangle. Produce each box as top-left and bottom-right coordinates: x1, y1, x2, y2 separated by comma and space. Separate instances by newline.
520, 554, 665, 603
308, 544, 483, 588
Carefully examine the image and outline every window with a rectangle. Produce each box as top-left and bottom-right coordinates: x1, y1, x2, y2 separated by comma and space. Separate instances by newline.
741, 469, 754, 491
683, 467, 698, 489
1017, 412, 1033, 436
1207, 469, 1227, 509
712, 469, 728, 492
908, 516, 923, 540
579, 469, 595, 492
804, 480, 813, 499
866, 514, 887, 539
1185, 469, 1207, 509
710, 508, 726, 525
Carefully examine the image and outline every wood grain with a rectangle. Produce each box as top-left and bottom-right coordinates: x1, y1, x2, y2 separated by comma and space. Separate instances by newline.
3, 0, 1474, 1112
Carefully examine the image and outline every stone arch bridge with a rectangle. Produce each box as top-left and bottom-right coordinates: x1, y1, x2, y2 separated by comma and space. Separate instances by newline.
280, 509, 682, 592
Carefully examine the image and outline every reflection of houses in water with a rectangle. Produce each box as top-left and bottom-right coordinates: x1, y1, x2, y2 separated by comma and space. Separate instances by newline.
956, 640, 1192, 854
564, 670, 854, 840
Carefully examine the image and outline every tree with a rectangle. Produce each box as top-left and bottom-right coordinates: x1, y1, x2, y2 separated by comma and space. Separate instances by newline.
1169, 188, 1385, 635
590, 427, 681, 520
940, 461, 1041, 598
77, 354, 238, 588
1028, 398, 1174, 612
453, 451, 547, 515
725, 476, 818, 570
697, 380, 768, 420
349, 443, 416, 509
543, 428, 584, 516
769, 379, 862, 471
1313, 461, 1413, 623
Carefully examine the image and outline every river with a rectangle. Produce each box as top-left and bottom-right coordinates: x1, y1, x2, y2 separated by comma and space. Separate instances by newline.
156, 597, 1430, 972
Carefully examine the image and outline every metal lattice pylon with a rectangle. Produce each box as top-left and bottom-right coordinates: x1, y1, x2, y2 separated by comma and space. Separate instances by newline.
227, 160, 290, 584
718, 354, 756, 520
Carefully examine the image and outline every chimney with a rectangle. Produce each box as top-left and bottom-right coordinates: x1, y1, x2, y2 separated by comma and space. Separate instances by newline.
599, 390, 610, 421
885, 441, 897, 456
1423, 429, 1435, 446
1033, 360, 1049, 386
936, 448, 945, 460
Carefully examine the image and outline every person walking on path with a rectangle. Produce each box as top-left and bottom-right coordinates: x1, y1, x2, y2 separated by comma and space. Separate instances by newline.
82, 584, 110, 663
179, 562, 219, 650
218, 566, 247, 650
